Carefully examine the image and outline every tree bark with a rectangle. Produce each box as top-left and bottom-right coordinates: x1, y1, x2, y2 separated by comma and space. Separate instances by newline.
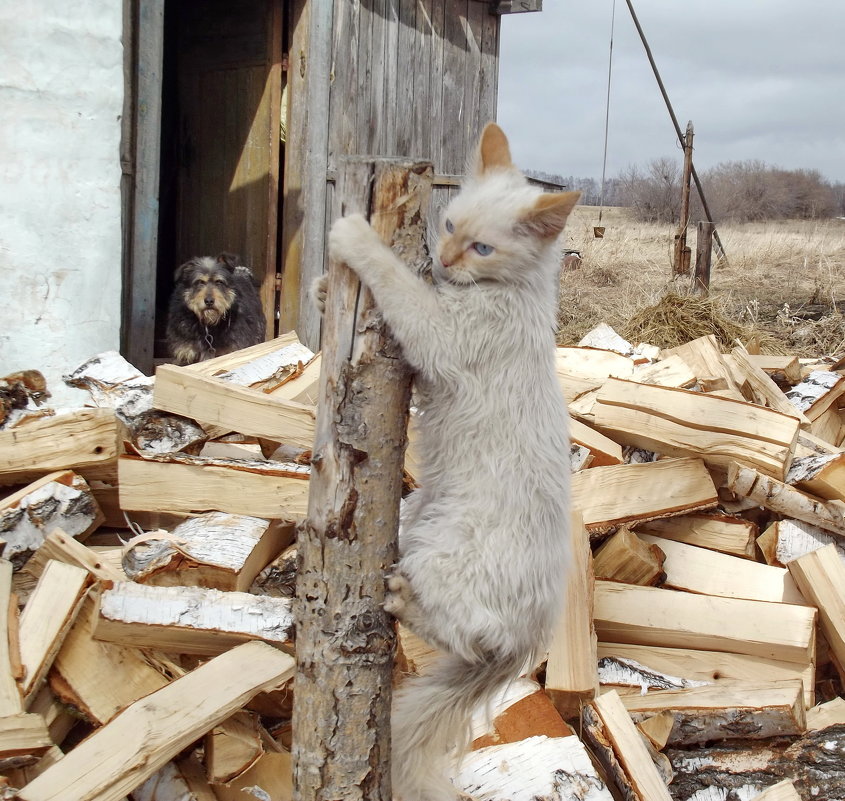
292, 158, 433, 801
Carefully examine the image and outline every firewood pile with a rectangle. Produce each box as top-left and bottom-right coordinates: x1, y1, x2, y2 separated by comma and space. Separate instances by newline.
1, 323, 844, 801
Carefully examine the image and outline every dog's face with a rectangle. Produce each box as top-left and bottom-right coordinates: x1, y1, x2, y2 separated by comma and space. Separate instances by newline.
175, 256, 238, 326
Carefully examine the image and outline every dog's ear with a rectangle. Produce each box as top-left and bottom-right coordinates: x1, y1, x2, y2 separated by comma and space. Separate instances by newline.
174, 260, 195, 284
216, 252, 240, 272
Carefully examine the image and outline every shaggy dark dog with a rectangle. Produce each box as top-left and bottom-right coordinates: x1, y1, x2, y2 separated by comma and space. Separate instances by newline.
166, 253, 265, 365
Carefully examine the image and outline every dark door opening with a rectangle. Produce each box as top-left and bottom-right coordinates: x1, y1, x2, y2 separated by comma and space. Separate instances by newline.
153, 0, 285, 361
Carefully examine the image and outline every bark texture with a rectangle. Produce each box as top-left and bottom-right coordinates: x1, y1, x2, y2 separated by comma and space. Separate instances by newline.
292, 158, 433, 801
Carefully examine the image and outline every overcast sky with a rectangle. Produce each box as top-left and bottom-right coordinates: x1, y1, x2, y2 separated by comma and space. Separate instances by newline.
498, 1, 845, 184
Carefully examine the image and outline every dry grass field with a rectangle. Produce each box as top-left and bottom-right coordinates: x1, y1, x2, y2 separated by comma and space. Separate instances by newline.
557, 206, 845, 358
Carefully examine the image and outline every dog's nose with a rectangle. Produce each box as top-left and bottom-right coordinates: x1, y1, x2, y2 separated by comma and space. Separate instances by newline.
204, 297, 215, 307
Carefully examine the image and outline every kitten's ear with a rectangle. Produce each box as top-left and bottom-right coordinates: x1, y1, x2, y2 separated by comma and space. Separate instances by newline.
518, 191, 581, 239
473, 123, 514, 177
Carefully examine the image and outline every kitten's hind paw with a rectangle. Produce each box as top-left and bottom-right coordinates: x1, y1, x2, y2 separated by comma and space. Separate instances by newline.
383, 569, 413, 619
309, 274, 328, 314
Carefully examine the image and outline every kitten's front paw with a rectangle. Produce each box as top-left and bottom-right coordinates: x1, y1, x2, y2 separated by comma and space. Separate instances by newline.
328, 214, 381, 269
310, 274, 328, 314
384, 569, 413, 619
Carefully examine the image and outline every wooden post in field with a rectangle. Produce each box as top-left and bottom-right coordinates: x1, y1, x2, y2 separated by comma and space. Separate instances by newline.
673, 121, 694, 276
693, 221, 715, 295
292, 157, 433, 801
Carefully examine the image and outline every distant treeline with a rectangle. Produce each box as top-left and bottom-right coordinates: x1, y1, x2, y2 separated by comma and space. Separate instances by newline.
527, 160, 845, 223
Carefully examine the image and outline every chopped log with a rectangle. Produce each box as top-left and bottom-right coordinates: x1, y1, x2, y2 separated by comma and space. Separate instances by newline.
638, 533, 805, 603
208, 339, 315, 391
474, 682, 571, 749
118, 453, 309, 519
758, 518, 845, 567
579, 323, 634, 354
16, 641, 295, 801
182, 331, 301, 376
789, 452, 845, 503
545, 513, 598, 717
23, 529, 124, 585
0, 471, 103, 568
728, 347, 810, 423
636, 512, 758, 559
50, 593, 170, 725
788, 544, 845, 682
456, 734, 614, 801
637, 711, 675, 750
727, 462, 845, 537
751, 780, 802, 801
632, 353, 697, 388
130, 756, 219, 801
807, 696, 845, 731
570, 443, 593, 471
661, 334, 743, 394
746, 354, 801, 385
210, 751, 292, 801
664, 725, 845, 800
94, 581, 294, 656
808, 407, 842, 445
588, 690, 674, 801
27, 686, 75, 747
0, 561, 21, 718
569, 417, 623, 466
597, 642, 815, 709
0, 370, 49, 429
0, 713, 52, 765
122, 513, 294, 591
557, 346, 634, 383
619, 680, 805, 745
18, 560, 89, 703
598, 654, 709, 693
594, 581, 817, 664
786, 369, 845, 421
205, 710, 263, 784
294, 159, 429, 801
593, 377, 800, 479
571, 457, 718, 537
153, 363, 316, 448
0, 408, 120, 486
593, 528, 666, 586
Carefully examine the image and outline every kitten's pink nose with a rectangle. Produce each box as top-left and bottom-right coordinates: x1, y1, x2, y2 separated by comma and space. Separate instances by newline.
440, 257, 452, 268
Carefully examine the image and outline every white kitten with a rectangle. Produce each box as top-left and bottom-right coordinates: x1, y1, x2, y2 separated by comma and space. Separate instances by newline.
327, 123, 578, 801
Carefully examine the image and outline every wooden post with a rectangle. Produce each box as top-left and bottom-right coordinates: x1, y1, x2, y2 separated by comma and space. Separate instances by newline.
693, 221, 715, 295
673, 120, 694, 276
292, 158, 433, 801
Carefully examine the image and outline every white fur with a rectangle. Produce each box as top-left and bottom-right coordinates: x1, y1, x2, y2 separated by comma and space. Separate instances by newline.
328, 155, 573, 801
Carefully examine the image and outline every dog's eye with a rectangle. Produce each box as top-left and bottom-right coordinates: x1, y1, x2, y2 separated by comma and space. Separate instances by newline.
445, 219, 454, 234
472, 242, 494, 256
214, 279, 226, 287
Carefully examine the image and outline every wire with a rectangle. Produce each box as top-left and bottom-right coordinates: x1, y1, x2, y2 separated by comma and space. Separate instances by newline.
597, 0, 617, 227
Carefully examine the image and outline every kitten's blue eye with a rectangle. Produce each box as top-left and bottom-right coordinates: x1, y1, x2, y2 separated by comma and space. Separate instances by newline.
473, 242, 494, 256
445, 219, 454, 233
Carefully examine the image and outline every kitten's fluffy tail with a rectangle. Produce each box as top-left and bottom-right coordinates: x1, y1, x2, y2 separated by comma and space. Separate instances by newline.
392, 649, 527, 801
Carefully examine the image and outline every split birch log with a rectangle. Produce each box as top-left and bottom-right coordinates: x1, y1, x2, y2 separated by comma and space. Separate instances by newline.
637, 533, 805, 604
597, 643, 814, 707
586, 690, 673, 801
544, 513, 598, 717
593, 377, 800, 479
592, 527, 666, 586
751, 780, 802, 801
18, 560, 89, 704
118, 453, 309, 519
0, 471, 103, 568
568, 416, 623, 466
94, 581, 294, 655
788, 544, 845, 681
204, 710, 264, 785
619, 680, 806, 745
17, 641, 295, 801
130, 757, 219, 801
0, 561, 22, 718
665, 725, 845, 800
746, 354, 801, 385
789, 452, 845, 503
728, 347, 810, 423
456, 734, 614, 801
293, 158, 432, 801
636, 512, 758, 559
594, 581, 817, 664
785, 369, 845, 421
631, 353, 697, 389
571, 456, 718, 537
727, 461, 845, 537
121, 512, 294, 591
0, 408, 120, 486
210, 751, 293, 801
757, 518, 845, 567
661, 334, 743, 394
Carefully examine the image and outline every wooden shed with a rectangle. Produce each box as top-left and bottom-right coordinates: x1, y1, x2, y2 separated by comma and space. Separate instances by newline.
121, 0, 541, 373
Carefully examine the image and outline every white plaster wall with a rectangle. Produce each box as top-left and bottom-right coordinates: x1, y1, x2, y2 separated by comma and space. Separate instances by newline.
0, 2, 124, 404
